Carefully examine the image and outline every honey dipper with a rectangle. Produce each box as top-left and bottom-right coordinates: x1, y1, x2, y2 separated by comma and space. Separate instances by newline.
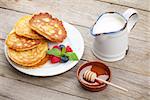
83, 70, 128, 92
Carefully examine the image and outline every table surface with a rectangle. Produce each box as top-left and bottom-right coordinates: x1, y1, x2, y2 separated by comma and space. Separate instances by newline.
0, 0, 149, 100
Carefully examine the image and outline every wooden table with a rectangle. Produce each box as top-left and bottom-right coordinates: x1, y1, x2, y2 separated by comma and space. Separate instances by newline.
0, 0, 149, 100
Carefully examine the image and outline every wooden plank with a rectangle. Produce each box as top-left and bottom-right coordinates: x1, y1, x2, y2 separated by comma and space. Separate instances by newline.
99, 0, 150, 12
0, 56, 149, 100
0, 20, 149, 100
0, 95, 12, 100
0, 16, 149, 100
0, 76, 87, 100
0, 0, 149, 42
0, 1, 149, 100
0, 8, 149, 75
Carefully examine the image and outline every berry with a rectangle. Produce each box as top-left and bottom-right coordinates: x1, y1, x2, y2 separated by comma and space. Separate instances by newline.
53, 45, 59, 49
51, 56, 61, 63
66, 46, 73, 52
49, 55, 54, 60
61, 55, 69, 63
59, 44, 65, 50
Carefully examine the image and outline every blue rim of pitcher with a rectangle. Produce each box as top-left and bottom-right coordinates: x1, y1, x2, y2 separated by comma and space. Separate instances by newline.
90, 12, 128, 36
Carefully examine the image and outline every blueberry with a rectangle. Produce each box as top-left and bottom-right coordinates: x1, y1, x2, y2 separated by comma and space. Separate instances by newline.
59, 44, 65, 50
61, 55, 69, 63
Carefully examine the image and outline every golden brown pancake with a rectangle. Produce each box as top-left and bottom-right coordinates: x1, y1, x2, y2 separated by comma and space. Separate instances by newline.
15, 15, 44, 39
6, 30, 41, 51
29, 13, 67, 42
31, 55, 49, 68
7, 41, 48, 67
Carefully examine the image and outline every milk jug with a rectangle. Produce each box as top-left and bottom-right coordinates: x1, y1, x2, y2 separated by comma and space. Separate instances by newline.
91, 8, 138, 62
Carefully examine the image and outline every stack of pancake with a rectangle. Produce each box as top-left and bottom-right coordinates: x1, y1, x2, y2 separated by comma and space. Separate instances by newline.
5, 13, 67, 68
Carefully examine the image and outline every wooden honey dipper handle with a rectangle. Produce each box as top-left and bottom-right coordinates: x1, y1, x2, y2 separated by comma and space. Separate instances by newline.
95, 77, 128, 92
83, 70, 128, 92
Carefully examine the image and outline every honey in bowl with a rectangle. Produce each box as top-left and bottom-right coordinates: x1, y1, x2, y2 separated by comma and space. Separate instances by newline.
77, 61, 111, 91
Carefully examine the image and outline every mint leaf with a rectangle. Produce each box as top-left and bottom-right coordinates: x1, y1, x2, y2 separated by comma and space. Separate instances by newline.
61, 47, 66, 56
65, 52, 78, 61
47, 48, 61, 57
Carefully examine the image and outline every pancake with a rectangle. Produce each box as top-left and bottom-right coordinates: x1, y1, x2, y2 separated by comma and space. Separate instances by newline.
14, 55, 49, 69
15, 15, 44, 39
7, 41, 48, 67
6, 30, 41, 51
29, 13, 67, 42
31, 54, 49, 68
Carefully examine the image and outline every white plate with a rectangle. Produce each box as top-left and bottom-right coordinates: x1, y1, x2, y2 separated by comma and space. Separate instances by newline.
4, 21, 84, 76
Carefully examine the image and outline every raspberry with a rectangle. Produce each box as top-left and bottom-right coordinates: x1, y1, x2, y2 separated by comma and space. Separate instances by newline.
66, 46, 73, 52
53, 45, 60, 49
49, 55, 54, 60
51, 56, 61, 63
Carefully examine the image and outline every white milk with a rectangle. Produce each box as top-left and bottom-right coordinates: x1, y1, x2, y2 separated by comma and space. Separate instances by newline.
93, 13, 126, 34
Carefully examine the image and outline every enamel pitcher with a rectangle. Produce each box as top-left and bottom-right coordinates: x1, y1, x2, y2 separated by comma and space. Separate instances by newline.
91, 8, 138, 62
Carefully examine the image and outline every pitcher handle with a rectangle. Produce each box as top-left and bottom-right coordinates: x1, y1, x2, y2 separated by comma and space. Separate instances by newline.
123, 8, 138, 32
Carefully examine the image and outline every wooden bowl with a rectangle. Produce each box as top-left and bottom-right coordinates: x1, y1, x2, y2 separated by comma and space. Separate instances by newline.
76, 61, 111, 92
